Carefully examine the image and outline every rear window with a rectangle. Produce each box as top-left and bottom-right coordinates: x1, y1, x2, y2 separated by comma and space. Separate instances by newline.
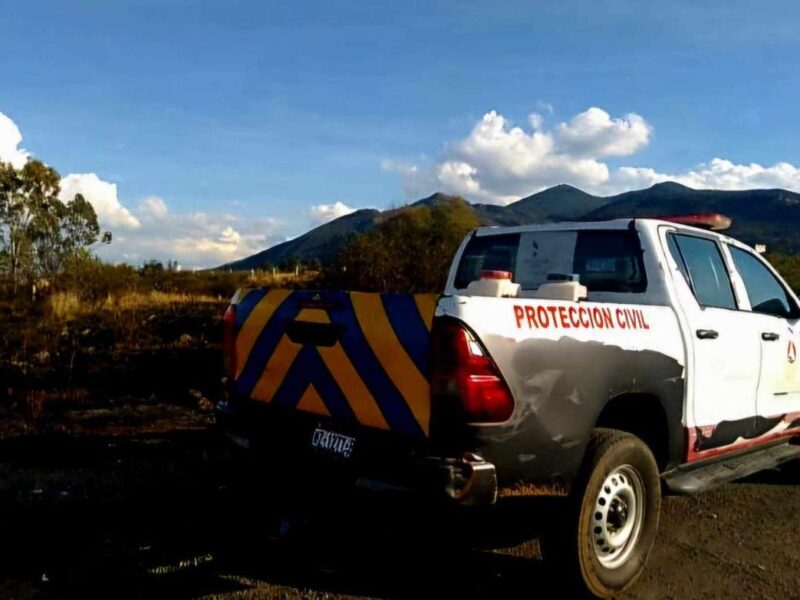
454, 229, 647, 293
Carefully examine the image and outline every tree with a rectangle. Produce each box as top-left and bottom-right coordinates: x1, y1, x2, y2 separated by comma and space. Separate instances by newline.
0, 160, 60, 289
62, 193, 100, 254
335, 197, 480, 292
0, 160, 104, 291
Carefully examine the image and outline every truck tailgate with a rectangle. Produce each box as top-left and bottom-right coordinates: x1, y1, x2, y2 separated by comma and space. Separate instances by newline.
230, 289, 437, 438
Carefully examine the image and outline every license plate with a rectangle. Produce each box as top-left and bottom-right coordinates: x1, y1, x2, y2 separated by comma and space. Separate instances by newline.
310, 428, 356, 459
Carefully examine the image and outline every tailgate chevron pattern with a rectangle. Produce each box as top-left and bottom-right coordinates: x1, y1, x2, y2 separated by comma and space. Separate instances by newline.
231, 290, 437, 437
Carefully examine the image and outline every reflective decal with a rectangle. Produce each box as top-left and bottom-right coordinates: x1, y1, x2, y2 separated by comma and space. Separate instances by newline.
232, 290, 436, 436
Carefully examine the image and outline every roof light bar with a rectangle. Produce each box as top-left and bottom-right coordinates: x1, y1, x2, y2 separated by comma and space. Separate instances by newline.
653, 213, 732, 231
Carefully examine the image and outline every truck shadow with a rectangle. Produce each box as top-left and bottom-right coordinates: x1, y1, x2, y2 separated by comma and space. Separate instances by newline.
732, 460, 800, 486
0, 432, 563, 599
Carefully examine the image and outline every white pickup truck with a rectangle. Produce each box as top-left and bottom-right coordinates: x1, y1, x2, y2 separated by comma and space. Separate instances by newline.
216, 214, 800, 597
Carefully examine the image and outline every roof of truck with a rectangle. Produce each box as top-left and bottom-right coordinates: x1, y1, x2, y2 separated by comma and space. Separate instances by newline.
473, 216, 739, 243
472, 218, 635, 236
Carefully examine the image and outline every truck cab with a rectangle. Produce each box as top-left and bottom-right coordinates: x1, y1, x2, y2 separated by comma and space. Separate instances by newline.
216, 215, 800, 597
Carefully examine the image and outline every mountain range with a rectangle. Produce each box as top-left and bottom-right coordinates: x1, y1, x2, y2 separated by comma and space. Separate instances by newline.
221, 182, 800, 270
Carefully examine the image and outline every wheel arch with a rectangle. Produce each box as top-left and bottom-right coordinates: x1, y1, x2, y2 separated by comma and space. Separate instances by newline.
593, 392, 684, 472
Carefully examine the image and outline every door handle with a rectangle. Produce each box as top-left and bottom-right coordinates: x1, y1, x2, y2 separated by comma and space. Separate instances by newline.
696, 329, 719, 340
762, 332, 780, 341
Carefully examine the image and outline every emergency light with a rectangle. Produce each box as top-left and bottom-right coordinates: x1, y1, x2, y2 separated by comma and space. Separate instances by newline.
653, 213, 732, 231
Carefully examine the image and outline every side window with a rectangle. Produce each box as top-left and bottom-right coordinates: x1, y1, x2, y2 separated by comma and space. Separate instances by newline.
572, 230, 647, 293
666, 235, 691, 288
668, 234, 737, 310
728, 246, 799, 319
454, 233, 520, 289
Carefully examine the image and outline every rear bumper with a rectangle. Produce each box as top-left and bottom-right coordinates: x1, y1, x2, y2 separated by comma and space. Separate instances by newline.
215, 398, 497, 506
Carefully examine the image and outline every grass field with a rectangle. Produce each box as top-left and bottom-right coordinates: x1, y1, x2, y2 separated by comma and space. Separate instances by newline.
0, 291, 227, 438
0, 266, 319, 438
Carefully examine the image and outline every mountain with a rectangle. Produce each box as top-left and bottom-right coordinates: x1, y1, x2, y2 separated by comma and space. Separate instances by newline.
221, 193, 456, 270
585, 182, 800, 249
220, 182, 800, 270
222, 207, 381, 270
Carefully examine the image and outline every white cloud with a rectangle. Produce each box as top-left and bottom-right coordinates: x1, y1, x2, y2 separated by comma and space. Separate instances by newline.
434, 160, 519, 205
528, 112, 544, 130
0, 109, 288, 268
555, 107, 651, 158
0, 112, 144, 230
139, 195, 168, 219
97, 201, 285, 268
386, 109, 618, 204
385, 106, 800, 203
59, 173, 141, 229
674, 158, 800, 191
610, 159, 800, 194
57, 177, 273, 268
0, 111, 30, 168
309, 201, 356, 225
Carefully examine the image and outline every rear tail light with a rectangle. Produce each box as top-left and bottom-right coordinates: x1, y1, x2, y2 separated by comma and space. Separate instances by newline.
431, 320, 514, 424
222, 305, 237, 380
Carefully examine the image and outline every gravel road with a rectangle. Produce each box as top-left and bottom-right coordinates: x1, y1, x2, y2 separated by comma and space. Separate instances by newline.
0, 432, 797, 599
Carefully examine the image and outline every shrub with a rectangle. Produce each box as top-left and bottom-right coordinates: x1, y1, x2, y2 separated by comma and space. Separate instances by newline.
328, 197, 479, 292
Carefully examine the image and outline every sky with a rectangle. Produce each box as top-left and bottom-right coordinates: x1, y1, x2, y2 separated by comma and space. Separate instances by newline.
2, 0, 800, 267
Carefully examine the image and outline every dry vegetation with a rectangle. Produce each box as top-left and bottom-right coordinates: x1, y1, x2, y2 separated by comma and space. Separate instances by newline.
0, 265, 317, 438
0, 196, 477, 440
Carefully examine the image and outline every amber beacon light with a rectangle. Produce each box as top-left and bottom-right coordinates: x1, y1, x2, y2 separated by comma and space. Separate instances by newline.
653, 213, 732, 231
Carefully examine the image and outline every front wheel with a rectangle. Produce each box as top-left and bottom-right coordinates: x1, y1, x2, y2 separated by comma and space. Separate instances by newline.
543, 428, 661, 598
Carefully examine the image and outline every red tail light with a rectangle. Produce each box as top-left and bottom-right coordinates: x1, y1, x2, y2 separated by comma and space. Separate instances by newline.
431, 320, 514, 423
222, 305, 237, 380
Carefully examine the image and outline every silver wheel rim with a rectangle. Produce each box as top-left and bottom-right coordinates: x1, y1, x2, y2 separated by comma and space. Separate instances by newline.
591, 464, 645, 569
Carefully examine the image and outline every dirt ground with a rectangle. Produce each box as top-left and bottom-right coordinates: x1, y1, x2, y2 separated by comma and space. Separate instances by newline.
0, 427, 797, 600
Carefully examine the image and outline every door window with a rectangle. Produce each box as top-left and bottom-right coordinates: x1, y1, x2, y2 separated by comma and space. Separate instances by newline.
728, 246, 799, 319
668, 234, 737, 310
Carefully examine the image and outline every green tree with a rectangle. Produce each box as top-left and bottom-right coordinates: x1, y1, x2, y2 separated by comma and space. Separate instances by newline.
335, 197, 479, 292
62, 193, 101, 254
0, 160, 61, 289
0, 160, 104, 291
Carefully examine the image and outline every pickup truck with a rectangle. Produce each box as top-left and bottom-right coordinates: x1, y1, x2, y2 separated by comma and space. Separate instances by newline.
215, 214, 800, 597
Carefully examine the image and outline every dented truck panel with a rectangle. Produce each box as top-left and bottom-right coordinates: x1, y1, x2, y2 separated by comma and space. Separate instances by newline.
435, 295, 686, 485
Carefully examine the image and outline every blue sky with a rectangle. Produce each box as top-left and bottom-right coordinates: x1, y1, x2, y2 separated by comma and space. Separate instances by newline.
2, 0, 800, 266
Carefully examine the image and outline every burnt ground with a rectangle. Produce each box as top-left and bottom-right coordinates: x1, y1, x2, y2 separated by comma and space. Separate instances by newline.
0, 427, 796, 600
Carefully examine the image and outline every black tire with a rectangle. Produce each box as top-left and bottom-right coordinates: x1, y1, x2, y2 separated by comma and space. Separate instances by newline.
542, 428, 661, 598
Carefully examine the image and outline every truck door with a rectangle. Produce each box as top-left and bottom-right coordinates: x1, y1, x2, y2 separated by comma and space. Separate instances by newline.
726, 244, 800, 418
664, 232, 760, 431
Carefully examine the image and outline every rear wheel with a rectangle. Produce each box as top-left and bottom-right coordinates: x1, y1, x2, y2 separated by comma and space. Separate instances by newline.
543, 429, 661, 598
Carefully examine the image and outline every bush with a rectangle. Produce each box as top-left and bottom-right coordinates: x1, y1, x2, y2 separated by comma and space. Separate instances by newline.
60, 256, 139, 304
326, 197, 479, 293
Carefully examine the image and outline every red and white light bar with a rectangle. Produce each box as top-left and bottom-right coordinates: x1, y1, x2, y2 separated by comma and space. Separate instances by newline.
652, 213, 732, 231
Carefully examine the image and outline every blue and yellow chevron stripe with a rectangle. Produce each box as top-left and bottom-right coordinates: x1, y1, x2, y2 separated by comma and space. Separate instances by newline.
231, 290, 438, 437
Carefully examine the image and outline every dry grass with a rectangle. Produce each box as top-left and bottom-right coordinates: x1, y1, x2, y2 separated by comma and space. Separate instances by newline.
46, 269, 318, 321
49, 290, 83, 320
244, 270, 318, 288
49, 290, 224, 320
